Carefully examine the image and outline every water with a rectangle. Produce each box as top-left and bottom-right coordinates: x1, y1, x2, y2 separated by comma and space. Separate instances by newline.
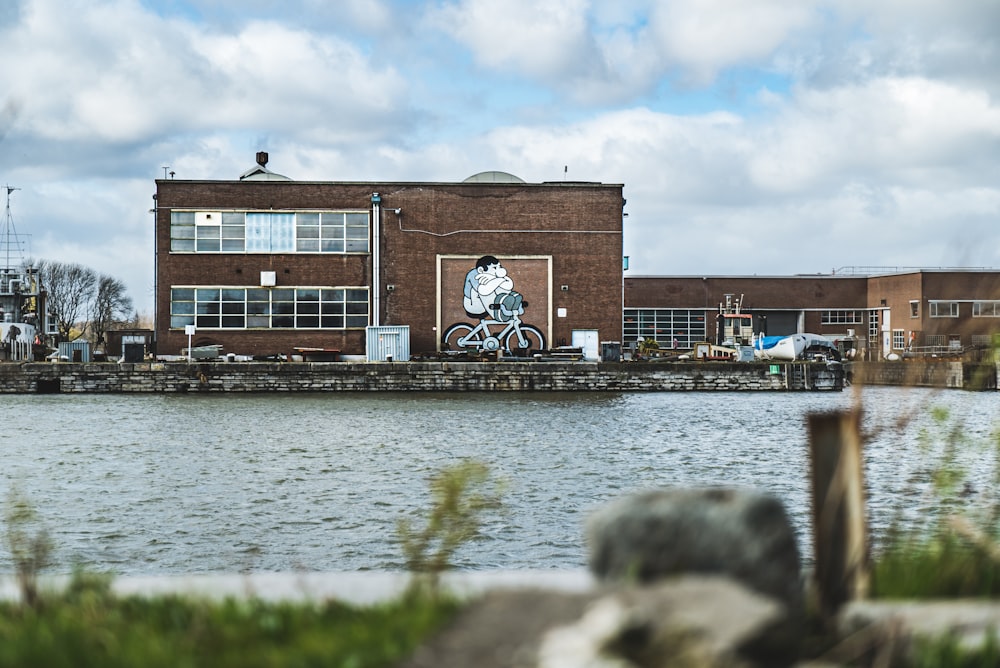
2, 387, 998, 575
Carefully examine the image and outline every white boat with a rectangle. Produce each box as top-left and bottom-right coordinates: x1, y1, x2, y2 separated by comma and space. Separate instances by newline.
1, 186, 48, 361
753, 333, 840, 361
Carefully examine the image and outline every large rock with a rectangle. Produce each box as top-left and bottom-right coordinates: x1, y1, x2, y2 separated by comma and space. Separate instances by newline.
399, 576, 799, 668
586, 488, 803, 614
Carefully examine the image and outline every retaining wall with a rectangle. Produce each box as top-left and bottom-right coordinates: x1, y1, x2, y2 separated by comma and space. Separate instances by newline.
0, 361, 842, 394
849, 361, 998, 390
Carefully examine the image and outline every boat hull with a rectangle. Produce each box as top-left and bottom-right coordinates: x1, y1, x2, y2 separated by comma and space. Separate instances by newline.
753, 333, 836, 361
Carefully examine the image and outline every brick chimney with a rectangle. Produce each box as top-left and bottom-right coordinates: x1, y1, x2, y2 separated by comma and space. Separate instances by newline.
256, 151, 269, 167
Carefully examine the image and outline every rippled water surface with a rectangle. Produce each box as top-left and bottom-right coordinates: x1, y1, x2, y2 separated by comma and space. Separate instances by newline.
2, 387, 999, 575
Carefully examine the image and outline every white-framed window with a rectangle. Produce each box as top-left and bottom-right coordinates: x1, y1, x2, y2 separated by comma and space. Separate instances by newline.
910, 301, 919, 317
821, 310, 863, 325
169, 211, 196, 251
170, 286, 369, 329
929, 301, 959, 318
169, 210, 370, 254
868, 310, 880, 343
892, 329, 906, 350
973, 301, 1000, 317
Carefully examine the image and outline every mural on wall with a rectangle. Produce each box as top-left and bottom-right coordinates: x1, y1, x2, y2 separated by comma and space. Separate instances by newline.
441, 255, 547, 354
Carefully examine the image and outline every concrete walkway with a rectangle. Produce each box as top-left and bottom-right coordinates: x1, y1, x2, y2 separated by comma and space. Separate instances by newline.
0, 570, 596, 606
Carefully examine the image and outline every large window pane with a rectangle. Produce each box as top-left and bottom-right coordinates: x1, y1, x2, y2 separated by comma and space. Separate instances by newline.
246, 213, 271, 252
196, 315, 220, 328
196, 289, 220, 301
270, 213, 295, 252
346, 289, 368, 302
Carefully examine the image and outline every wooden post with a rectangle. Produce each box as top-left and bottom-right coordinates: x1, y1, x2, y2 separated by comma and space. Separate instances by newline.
808, 410, 870, 621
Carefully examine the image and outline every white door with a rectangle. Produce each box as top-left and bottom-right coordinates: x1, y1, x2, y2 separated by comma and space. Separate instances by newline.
881, 310, 891, 359
572, 329, 599, 360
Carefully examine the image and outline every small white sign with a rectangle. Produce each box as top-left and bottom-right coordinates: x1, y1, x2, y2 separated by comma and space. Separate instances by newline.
184, 324, 197, 336
557, 308, 567, 318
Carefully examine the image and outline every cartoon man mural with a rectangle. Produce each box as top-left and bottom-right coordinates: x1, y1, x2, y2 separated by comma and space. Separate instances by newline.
463, 255, 524, 322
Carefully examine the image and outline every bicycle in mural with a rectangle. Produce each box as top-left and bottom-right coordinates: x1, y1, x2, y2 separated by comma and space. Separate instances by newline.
442, 255, 546, 355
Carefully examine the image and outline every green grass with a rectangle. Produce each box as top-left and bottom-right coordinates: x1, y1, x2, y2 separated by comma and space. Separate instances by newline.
873, 534, 1000, 599
911, 632, 1000, 668
0, 577, 459, 668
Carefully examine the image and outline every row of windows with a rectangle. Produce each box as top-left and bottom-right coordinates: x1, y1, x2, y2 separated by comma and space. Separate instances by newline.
170, 287, 369, 330
820, 310, 863, 325
170, 211, 369, 254
925, 301, 1000, 318
623, 309, 707, 348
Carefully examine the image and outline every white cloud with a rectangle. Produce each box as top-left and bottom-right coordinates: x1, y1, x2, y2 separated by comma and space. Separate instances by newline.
428, 0, 599, 79
748, 77, 1000, 193
2, 0, 410, 146
649, 0, 818, 84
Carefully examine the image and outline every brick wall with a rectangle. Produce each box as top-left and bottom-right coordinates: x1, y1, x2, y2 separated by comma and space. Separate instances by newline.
156, 180, 623, 357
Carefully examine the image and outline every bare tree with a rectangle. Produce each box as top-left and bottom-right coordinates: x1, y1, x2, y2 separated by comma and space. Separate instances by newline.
35, 260, 97, 341
90, 274, 133, 349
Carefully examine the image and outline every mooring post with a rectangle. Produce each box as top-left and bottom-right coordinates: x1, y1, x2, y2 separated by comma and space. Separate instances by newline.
808, 410, 870, 621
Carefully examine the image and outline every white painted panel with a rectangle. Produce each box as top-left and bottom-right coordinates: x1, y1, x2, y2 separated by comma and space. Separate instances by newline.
572, 329, 599, 360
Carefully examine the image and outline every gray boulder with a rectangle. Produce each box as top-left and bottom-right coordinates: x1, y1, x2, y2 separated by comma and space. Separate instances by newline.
400, 576, 799, 668
586, 487, 804, 614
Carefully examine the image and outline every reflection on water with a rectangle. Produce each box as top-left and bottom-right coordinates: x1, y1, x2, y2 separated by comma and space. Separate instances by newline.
1, 387, 997, 575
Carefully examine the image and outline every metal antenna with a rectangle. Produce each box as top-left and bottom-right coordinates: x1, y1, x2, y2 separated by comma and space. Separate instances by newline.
2, 185, 23, 273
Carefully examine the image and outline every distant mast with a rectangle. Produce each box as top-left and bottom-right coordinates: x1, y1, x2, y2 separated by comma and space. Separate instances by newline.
2, 185, 24, 272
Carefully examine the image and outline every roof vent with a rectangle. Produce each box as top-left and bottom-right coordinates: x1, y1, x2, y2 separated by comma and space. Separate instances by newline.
256, 151, 269, 167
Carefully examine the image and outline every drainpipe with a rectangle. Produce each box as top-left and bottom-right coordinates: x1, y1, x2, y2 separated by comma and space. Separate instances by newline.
371, 193, 381, 328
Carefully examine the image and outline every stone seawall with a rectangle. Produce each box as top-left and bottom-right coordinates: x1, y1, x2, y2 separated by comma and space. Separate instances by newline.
849, 360, 998, 390
0, 360, 843, 393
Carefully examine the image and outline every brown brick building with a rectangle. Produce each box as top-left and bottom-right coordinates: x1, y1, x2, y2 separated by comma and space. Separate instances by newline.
625, 270, 1000, 359
154, 159, 625, 359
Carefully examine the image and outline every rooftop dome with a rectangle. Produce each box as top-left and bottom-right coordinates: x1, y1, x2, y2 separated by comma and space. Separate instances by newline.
462, 170, 525, 184
239, 167, 292, 181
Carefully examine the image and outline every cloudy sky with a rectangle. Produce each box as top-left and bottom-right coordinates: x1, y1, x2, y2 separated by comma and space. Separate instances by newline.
1, 0, 998, 314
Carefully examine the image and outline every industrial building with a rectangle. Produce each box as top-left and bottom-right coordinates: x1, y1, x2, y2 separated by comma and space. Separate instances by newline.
153, 154, 626, 359
625, 270, 1000, 360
